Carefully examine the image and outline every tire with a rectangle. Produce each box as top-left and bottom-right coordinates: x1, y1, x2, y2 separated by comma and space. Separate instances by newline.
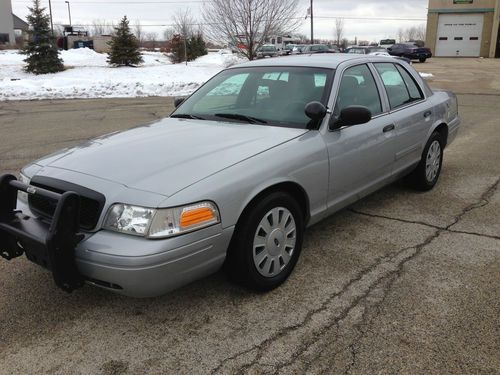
225, 191, 304, 291
419, 58, 427, 63
408, 131, 444, 191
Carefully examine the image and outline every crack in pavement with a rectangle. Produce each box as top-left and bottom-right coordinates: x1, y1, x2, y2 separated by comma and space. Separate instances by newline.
211, 229, 442, 374
210, 178, 499, 374
351, 177, 500, 241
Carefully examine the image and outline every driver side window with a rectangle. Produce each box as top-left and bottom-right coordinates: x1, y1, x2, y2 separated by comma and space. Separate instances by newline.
334, 64, 382, 117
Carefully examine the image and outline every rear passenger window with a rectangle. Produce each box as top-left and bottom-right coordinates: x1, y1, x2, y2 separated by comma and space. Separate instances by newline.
334, 64, 382, 117
375, 63, 421, 109
395, 65, 423, 101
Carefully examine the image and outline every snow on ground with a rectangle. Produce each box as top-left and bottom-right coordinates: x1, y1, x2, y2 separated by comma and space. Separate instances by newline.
0, 49, 245, 101
0, 49, 434, 101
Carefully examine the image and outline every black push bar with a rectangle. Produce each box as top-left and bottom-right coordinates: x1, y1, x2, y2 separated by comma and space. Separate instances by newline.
0, 174, 84, 292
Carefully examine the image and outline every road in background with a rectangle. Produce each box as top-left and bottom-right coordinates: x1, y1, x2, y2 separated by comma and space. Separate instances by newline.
0, 60, 499, 374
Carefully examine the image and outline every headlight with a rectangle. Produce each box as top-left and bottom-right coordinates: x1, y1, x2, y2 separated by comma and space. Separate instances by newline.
18, 172, 31, 203
103, 201, 220, 239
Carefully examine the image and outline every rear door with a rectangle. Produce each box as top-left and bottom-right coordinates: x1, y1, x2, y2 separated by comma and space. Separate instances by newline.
373, 62, 432, 175
322, 63, 398, 211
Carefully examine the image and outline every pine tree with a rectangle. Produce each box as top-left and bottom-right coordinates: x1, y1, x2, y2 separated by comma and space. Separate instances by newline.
21, 0, 64, 75
107, 16, 143, 66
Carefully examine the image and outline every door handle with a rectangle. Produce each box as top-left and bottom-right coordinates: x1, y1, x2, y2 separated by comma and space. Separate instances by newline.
424, 110, 432, 118
383, 124, 395, 133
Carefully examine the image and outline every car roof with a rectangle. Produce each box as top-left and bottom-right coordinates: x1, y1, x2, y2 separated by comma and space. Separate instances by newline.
232, 54, 368, 69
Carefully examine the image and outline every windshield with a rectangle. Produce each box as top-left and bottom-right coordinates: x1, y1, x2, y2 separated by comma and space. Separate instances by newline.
172, 67, 334, 129
261, 46, 276, 52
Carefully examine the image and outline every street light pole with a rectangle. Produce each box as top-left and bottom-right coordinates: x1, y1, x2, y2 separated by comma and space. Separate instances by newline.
65, 1, 72, 27
48, 0, 54, 36
310, 0, 314, 44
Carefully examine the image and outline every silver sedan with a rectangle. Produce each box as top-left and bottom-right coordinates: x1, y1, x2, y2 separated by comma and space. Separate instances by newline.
0, 55, 460, 297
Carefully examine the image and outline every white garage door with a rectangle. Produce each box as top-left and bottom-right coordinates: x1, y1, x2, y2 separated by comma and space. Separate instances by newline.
435, 14, 483, 57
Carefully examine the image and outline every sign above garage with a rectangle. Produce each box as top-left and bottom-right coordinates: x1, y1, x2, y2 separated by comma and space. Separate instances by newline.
453, 0, 473, 3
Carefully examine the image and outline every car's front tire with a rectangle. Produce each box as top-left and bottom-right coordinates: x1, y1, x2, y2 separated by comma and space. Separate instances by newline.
408, 131, 444, 191
419, 58, 427, 63
225, 192, 304, 291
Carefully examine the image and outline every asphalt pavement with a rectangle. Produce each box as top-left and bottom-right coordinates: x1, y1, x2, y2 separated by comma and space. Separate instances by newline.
0, 58, 499, 374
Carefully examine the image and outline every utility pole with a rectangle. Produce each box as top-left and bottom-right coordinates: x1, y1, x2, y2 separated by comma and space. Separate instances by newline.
65, 1, 72, 26
310, 0, 314, 44
48, 0, 54, 36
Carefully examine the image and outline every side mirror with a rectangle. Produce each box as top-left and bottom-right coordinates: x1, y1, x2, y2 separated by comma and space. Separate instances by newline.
174, 97, 185, 108
330, 106, 372, 130
304, 101, 327, 121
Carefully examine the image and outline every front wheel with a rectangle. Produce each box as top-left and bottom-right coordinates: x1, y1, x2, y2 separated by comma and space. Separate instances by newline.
419, 58, 427, 63
225, 192, 304, 291
408, 131, 444, 191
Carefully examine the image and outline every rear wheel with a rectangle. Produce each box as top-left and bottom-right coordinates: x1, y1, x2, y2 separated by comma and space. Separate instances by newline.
225, 192, 304, 291
408, 131, 443, 191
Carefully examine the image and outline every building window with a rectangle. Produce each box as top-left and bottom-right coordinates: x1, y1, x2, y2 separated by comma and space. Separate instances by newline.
470, 37, 479, 41
0, 34, 9, 44
454, 37, 463, 41
439, 37, 448, 41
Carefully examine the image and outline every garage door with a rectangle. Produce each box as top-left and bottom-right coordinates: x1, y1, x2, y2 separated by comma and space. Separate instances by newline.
435, 14, 483, 57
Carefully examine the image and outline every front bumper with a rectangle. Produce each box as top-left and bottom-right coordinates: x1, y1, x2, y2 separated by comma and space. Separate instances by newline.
405, 52, 432, 60
0, 175, 234, 297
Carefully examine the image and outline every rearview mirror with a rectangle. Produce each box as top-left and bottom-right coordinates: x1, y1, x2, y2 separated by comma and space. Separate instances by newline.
174, 97, 186, 108
330, 106, 372, 130
304, 101, 327, 121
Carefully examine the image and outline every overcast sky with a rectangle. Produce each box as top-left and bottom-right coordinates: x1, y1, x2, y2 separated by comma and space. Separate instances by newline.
11, 0, 429, 42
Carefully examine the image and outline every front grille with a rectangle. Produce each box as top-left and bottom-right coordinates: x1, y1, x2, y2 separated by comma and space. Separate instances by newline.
28, 177, 105, 231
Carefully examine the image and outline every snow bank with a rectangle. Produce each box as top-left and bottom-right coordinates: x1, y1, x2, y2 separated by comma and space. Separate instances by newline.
0, 49, 246, 101
419, 72, 434, 79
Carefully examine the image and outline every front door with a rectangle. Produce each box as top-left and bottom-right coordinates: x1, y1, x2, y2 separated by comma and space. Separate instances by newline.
322, 63, 397, 212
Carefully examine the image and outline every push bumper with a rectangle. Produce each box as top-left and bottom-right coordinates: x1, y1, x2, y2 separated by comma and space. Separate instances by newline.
0, 174, 84, 292
0, 174, 234, 297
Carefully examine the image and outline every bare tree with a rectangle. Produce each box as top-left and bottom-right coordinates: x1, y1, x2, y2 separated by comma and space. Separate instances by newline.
134, 19, 145, 46
415, 24, 426, 41
163, 27, 175, 41
203, 0, 302, 60
173, 8, 196, 39
146, 32, 158, 50
91, 19, 112, 36
397, 27, 405, 43
333, 18, 344, 47
405, 26, 418, 42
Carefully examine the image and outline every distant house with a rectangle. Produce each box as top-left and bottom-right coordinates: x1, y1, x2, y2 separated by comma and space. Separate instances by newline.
0, 0, 16, 45
0, 1, 28, 45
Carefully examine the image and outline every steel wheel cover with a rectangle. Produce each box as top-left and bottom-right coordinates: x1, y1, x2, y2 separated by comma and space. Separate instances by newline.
252, 207, 297, 278
425, 140, 441, 182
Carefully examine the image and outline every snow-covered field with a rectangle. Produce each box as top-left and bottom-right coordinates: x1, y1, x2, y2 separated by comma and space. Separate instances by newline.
0, 49, 433, 101
0, 49, 245, 101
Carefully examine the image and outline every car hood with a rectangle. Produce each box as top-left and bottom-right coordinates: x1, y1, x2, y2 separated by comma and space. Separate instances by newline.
34, 118, 308, 197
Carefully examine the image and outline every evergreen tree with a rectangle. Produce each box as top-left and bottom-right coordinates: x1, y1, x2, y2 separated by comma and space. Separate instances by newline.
169, 33, 207, 64
21, 0, 64, 75
107, 16, 143, 66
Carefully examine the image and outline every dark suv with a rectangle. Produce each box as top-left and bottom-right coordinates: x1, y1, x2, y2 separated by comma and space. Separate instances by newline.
387, 43, 432, 63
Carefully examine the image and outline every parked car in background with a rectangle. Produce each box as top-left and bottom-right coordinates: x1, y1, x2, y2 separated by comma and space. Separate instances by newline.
283, 44, 297, 55
387, 43, 433, 63
301, 44, 334, 54
256, 45, 279, 59
292, 45, 306, 54
346, 46, 412, 64
379, 39, 396, 49
345, 46, 388, 55
1, 55, 460, 297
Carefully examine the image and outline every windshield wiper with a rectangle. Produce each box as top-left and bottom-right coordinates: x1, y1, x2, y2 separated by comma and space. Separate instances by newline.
170, 113, 206, 120
214, 113, 268, 124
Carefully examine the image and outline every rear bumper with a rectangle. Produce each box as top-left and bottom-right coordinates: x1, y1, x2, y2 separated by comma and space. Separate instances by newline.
447, 116, 461, 146
405, 52, 432, 60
